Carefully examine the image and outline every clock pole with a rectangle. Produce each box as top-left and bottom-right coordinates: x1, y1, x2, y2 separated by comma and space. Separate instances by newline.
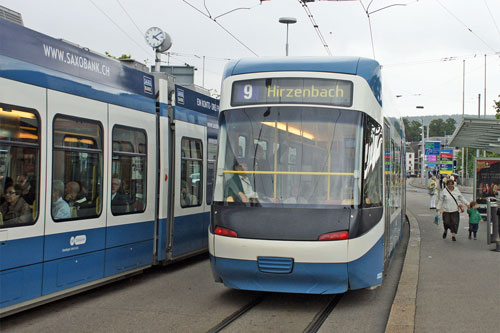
154, 49, 161, 73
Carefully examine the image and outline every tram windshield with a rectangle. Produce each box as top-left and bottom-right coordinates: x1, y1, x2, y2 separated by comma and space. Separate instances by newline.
213, 107, 364, 207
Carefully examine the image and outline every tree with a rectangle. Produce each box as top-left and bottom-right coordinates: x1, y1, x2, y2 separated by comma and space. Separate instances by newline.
429, 118, 445, 137
428, 117, 456, 137
105, 52, 132, 60
403, 118, 422, 142
494, 96, 500, 119
444, 118, 456, 136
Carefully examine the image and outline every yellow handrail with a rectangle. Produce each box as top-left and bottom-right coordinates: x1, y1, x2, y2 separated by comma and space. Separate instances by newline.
223, 170, 354, 176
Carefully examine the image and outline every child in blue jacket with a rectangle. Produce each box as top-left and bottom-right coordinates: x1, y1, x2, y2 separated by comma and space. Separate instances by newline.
467, 201, 483, 240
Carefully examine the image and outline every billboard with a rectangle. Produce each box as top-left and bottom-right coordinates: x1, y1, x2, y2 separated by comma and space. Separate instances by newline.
474, 158, 500, 213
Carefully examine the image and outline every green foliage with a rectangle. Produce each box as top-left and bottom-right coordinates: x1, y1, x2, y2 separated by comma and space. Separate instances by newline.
494, 96, 500, 120
105, 52, 132, 60
404, 117, 456, 142
403, 118, 422, 142
429, 118, 456, 137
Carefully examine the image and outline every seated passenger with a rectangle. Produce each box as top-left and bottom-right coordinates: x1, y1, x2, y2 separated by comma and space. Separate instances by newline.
52, 180, 70, 220
0, 184, 32, 225
65, 181, 90, 212
111, 177, 130, 214
17, 175, 35, 205
225, 162, 259, 203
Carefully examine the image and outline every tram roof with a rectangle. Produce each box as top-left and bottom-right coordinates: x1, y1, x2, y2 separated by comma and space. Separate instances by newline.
222, 56, 380, 84
448, 117, 500, 153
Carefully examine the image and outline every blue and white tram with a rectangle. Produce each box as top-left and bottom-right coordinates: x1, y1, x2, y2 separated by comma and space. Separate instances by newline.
0, 18, 218, 316
209, 57, 405, 294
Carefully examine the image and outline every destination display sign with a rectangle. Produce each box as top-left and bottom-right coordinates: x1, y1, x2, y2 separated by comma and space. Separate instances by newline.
440, 148, 454, 174
231, 78, 353, 107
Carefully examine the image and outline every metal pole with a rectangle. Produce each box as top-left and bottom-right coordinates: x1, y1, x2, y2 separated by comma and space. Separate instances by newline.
478, 93, 481, 118
202, 56, 206, 88
462, 60, 465, 179
154, 49, 161, 73
484, 54, 487, 117
285, 24, 289, 56
417, 107, 425, 183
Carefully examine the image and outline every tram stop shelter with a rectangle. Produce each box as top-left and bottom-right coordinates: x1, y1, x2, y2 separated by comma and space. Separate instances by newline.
449, 117, 500, 153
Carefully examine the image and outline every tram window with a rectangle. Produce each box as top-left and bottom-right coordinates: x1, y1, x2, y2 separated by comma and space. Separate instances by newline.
181, 137, 203, 208
0, 103, 40, 228
215, 107, 363, 206
52, 116, 103, 221
362, 116, 383, 207
111, 126, 147, 215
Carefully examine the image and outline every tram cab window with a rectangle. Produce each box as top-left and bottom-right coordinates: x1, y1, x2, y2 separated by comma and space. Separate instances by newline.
215, 107, 363, 206
181, 137, 203, 208
111, 126, 147, 215
52, 116, 103, 221
0, 103, 40, 228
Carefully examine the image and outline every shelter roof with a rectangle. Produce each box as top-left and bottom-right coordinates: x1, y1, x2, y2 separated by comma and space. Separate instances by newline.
449, 117, 500, 153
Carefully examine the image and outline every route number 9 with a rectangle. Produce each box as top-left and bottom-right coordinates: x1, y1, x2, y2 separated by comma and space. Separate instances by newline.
243, 84, 252, 99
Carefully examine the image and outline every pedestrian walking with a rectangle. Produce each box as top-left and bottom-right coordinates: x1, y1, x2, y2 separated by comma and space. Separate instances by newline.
436, 179, 469, 241
428, 176, 438, 209
466, 201, 482, 240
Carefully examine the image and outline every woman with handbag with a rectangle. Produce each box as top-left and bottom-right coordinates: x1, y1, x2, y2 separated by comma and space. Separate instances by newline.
436, 179, 469, 241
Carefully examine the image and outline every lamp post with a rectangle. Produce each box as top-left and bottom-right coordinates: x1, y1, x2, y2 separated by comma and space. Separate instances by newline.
417, 106, 425, 184
279, 17, 297, 56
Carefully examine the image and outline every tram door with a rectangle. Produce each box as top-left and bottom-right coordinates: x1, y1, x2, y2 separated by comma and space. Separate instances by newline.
383, 122, 392, 266
43, 90, 108, 295
171, 120, 207, 258
0, 78, 46, 307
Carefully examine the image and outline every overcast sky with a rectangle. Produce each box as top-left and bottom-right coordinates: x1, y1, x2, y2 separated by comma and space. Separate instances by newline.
2, 0, 500, 117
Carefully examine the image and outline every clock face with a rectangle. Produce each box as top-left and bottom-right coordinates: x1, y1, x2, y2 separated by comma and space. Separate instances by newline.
145, 27, 165, 48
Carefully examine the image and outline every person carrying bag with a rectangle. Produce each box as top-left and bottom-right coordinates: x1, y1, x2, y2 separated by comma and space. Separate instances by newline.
428, 176, 438, 209
436, 179, 469, 241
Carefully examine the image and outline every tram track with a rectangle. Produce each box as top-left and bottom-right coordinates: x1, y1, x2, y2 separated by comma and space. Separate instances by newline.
206, 292, 343, 333
207, 294, 266, 333
303, 294, 343, 333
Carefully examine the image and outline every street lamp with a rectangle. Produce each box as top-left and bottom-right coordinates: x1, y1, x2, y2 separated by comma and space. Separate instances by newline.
279, 17, 297, 56
416, 106, 425, 184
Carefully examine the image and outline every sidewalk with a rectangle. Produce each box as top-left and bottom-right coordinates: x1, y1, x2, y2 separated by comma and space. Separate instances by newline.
386, 183, 500, 332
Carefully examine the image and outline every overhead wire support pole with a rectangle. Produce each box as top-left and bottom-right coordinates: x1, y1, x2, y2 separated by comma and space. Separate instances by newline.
358, 0, 407, 59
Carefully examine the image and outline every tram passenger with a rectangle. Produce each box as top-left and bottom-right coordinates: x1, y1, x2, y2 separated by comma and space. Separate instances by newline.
65, 181, 80, 205
17, 174, 35, 205
252, 144, 273, 199
0, 184, 32, 225
225, 161, 258, 203
52, 180, 70, 220
111, 176, 130, 214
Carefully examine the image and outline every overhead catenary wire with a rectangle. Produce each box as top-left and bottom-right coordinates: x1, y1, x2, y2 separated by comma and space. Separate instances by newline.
435, 0, 498, 53
483, 0, 500, 45
87, 0, 152, 59
181, 0, 259, 56
297, 0, 332, 56
115, 0, 145, 38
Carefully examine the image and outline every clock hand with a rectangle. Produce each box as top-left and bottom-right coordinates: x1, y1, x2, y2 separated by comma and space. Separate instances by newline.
153, 32, 162, 40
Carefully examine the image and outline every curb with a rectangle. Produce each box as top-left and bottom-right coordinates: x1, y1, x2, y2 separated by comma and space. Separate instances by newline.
385, 210, 420, 333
